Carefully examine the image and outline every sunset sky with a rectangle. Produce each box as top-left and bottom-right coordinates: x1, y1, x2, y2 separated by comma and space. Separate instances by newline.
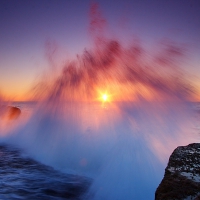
0, 0, 200, 101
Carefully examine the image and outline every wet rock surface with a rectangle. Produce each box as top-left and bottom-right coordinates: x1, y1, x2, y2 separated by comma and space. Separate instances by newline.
7, 106, 21, 119
155, 143, 200, 200
0, 106, 21, 120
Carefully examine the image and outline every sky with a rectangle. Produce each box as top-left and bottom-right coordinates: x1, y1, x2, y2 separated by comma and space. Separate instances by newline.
0, 0, 200, 101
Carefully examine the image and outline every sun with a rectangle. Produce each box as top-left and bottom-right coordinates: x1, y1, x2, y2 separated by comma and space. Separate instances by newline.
96, 90, 111, 103
102, 94, 108, 101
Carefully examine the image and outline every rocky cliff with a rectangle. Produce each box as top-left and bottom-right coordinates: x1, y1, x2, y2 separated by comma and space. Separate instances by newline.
155, 143, 200, 200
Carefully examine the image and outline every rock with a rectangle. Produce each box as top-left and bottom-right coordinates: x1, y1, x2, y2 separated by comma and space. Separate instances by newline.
155, 143, 200, 200
7, 106, 21, 119
0, 105, 21, 120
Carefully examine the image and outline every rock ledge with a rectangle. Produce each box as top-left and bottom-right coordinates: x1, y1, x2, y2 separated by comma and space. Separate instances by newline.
155, 143, 200, 200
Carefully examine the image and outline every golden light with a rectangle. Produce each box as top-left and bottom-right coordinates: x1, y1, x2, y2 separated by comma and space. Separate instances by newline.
102, 94, 108, 101
96, 88, 112, 103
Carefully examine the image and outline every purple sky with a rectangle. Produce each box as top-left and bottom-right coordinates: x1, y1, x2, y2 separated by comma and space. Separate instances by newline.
0, 0, 200, 100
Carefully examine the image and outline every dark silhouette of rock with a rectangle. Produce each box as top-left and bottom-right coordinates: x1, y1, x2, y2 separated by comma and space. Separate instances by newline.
155, 143, 200, 200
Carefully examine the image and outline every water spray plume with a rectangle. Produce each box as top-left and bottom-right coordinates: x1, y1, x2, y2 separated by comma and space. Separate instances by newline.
34, 37, 193, 103
0, 2, 198, 200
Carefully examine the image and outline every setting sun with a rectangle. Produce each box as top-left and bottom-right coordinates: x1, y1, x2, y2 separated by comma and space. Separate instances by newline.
102, 94, 108, 101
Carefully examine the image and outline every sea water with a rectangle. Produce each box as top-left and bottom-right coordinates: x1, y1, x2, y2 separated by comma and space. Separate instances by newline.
0, 100, 199, 200
0, 37, 200, 199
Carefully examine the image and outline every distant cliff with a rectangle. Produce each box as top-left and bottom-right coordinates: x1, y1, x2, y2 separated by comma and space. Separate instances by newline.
155, 143, 200, 200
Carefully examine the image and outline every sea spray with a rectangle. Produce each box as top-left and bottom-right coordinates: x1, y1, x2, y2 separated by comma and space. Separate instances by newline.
1, 101, 197, 199
84, 100, 196, 200
0, 4, 198, 199
4, 100, 196, 199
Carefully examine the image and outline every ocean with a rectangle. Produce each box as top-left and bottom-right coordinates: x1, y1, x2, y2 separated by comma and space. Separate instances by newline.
0, 101, 199, 199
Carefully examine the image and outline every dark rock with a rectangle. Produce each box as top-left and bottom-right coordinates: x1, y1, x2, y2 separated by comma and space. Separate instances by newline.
155, 143, 200, 200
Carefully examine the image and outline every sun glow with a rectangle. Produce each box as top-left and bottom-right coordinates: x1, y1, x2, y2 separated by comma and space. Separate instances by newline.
102, 94, 108, 101
95, 89, 113, 103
